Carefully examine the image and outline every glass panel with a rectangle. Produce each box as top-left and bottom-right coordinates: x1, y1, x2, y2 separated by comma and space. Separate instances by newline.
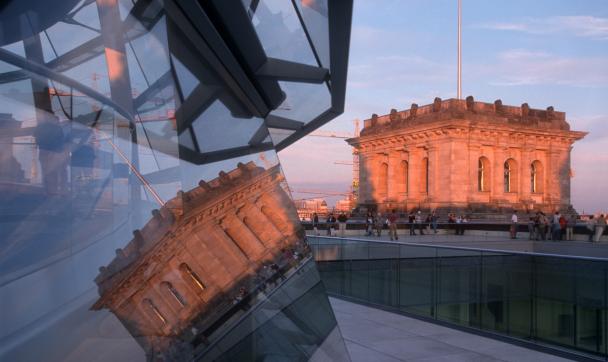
295, 0, 330, 68
436, 248, 481, 327
535, 256, 576, 347
249, 0, 318, 66
270, 81, 331, 126
268, 127, 294, 145
399, 245, 435, 317
0, 1, 348, 361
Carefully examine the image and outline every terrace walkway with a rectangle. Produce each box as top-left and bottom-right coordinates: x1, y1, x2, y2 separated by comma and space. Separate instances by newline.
330, 297, 572, 362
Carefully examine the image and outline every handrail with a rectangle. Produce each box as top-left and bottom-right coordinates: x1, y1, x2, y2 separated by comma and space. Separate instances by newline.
308, 235, 608, 262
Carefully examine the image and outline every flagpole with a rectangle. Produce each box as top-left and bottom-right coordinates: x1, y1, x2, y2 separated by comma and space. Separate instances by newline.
457, 0, 462, 99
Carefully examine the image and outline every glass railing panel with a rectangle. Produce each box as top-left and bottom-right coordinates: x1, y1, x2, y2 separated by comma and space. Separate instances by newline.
368, 242, 399, 307
398, 244, 436, 317
503, 254, 534, 339
572, 259, 606, 354
436, 248, 482, 328
535, 256, 577, 348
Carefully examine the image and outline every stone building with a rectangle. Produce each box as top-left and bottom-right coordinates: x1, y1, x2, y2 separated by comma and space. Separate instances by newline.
92, 162, 304, 360
347, 97, 586, 216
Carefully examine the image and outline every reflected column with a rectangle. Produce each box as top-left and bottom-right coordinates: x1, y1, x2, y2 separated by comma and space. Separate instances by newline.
97, 0, 141, 225
220, 213, 266, 259
237, 202, 284, 248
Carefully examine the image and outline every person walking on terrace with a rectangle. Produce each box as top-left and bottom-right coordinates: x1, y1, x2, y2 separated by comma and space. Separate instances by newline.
510, 211, 518, 239
337, 212, 348, 237
595, 214, 606, 242
312, 213, 319, 236
388, 209, 398, 241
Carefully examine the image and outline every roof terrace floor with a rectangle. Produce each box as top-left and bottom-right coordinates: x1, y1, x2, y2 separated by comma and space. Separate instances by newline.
330, 297, 573, 362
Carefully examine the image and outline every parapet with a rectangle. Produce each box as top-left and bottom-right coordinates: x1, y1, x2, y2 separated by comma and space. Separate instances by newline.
360, 97, 570, 136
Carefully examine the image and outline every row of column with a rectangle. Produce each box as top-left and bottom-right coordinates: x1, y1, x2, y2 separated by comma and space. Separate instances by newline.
360, 148, 432, 205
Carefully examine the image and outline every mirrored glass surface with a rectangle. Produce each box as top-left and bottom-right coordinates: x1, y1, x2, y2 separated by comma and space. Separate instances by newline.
0, 1, 350, 361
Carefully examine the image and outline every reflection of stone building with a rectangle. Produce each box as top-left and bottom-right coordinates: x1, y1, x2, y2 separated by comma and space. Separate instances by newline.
347, 97, 586, 214
0, 114, 25, 185
92, 162, 303, 359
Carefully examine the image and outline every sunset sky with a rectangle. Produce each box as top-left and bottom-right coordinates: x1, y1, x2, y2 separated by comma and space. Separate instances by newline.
279, 0, 608, 213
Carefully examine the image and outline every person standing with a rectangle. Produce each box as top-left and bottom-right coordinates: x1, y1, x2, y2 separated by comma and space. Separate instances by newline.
566, 214, 576, 241
388, 209, 398, 241
365, 211, 374, 236
586, 215, 596, 242
408, 211, 416, 235
375, 212, 384, 237
337, 212, 348, 237
510, 211, 518, 239
551, 212, 562, 241
559, 214, 567, 240
312, 213, 319, 236
528, 215, 535, 240
595, 214, 606, 242
415, 211, 425, 235
326, 213, 336, 236
431, 211, 438, 234
539, 212, 548, 241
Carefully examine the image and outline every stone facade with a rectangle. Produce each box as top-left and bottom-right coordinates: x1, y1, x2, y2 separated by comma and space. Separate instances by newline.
91, 162, 303, 359
347, 97, 586, 215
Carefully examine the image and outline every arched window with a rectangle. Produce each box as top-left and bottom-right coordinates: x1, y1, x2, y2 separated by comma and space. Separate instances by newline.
161, 281, 187, 307
531, 160, 544, 193
378, 162, 388, 198
400, 160, 409, 194
143, 298, 167, 325
478, 157, 490, 191
504, 159, 518, 193
179, 263, 206, 291
421, 157, 429, 193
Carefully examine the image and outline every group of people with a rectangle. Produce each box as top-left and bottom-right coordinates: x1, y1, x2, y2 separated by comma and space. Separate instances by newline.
517, 211, 606, 242
523, 211, 573, 241
311, 209, 607, 242
312, 211, 349, 237
585, 214, 607, 242
447, 213, 468, 235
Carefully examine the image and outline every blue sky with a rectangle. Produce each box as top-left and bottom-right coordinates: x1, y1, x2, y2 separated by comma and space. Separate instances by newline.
280, 0, 608, 213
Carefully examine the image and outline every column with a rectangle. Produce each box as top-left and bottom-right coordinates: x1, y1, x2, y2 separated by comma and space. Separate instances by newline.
387, 150, 400, 203
407, 148, 421, 206
427, 146, 438, 203
467, 145, 479, 202
358, 152, 370, 203
492, 147, 505, 200
519, 147, 532, 203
